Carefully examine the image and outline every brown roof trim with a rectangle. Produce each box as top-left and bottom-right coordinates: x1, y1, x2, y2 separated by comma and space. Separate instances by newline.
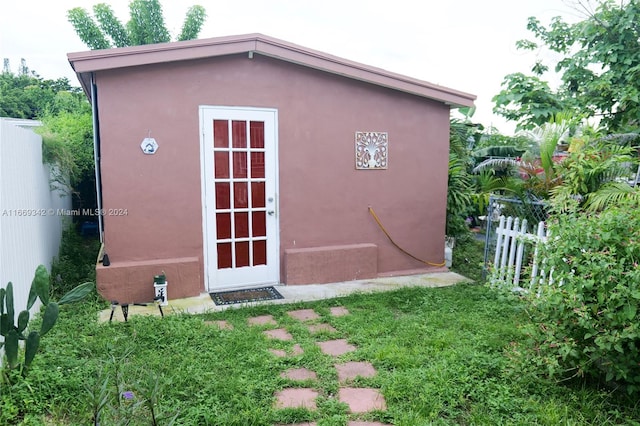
68, 33, 476, 107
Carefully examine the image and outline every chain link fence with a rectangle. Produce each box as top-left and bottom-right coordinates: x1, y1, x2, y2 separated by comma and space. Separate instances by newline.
481, 195, 548, 279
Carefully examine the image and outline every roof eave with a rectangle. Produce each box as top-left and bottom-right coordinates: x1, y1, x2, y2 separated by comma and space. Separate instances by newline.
68, 34, 476, 107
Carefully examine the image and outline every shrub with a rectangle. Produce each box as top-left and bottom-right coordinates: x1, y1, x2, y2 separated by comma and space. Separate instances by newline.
522, 198, 640, 392
50, 225, 100, 298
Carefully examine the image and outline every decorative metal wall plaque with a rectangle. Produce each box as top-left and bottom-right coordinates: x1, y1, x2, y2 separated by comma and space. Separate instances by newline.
355, 131, 388, 169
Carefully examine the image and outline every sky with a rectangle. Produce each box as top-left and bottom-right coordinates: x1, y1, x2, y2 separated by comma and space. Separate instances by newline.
0, 0, 585, 134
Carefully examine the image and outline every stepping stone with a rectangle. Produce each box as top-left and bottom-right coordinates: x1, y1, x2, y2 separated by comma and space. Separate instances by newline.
248, 314, 277, 326
264, 328, 293, 340
274, 388, 318, 409
204, 320, 233, 330
287, 309, 320, 321
330, 306, 349, 317
338, 388, 386, 413
269, 344, 304, 357
307, 323, 337, 334
335, 361, 377, 383
280, 368, 317, 381
269, 348, 287, 357
316, 339, 356, 356
347, 422, 392, 426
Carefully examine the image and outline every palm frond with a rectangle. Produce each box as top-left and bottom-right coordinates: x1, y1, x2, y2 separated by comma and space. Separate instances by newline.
600, 132, 640, 146
584, 182, 640, 212
472, 158, 519, 174
472, 146, 526, 159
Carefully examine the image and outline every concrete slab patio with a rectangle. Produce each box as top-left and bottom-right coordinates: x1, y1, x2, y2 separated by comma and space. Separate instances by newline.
99, 271, 469, 322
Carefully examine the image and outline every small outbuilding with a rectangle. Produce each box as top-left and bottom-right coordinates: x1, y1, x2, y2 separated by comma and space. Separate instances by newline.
68, 33, 475, 303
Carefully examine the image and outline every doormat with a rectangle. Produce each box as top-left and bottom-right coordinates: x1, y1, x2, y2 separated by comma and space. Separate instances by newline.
210, 286, 284, 306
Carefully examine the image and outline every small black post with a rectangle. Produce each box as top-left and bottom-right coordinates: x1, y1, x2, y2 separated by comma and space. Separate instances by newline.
154, 296, 165, 318
121, 304, 129, 322
109, 301, 119, 322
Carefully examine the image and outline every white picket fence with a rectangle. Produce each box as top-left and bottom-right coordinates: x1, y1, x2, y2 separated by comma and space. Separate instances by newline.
0, 118, 71, 316
490, 215, 550, 291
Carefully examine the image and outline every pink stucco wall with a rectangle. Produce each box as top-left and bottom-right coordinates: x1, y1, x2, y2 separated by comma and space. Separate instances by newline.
94, 53, 450, 302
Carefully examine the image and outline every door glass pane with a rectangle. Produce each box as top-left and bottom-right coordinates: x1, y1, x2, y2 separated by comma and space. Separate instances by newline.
253, 240, 266, 265
234, 182, 248, 208
217, 243, 232, 268
232, 120, 247, 148
216, 213, 231, 239
214, 152, 229, 178
211, 113, 272, 277
250, 121, 264, 148
251, 182, 265, 208
233, 152, 248, 178
234, 212, 249, 238
215, 183, 230, 209
235, 242, 250, 267
214, 120, 228, 148
251, 152, 265, 178
252, 211, 266, 237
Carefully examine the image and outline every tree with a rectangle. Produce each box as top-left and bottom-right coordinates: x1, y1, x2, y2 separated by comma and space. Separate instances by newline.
39, 111, 94, 190
0, 61, 88, 119
68, 0, 207, 50
0, 61, 95, 211
493, 0, 640, 131
492, 73, 574, 130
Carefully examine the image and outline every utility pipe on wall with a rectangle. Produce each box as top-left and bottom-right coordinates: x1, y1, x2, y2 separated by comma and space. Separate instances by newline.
90, 73, 104, 242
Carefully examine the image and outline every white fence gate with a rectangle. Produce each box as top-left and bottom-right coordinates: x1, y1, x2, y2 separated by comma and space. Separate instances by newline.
0, 118, 71, 316
490, 215, 550, 291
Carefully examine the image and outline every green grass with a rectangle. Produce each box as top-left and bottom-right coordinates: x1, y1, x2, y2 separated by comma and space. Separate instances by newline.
2, 284, 639, 425
451, 233, 486, 283
50, 224, 101, 298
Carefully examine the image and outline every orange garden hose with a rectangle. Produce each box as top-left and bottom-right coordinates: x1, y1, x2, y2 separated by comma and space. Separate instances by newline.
368, 206, 446, 267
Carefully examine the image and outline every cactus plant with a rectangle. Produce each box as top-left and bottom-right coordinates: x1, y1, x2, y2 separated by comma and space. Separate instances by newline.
1, 265, 94, 379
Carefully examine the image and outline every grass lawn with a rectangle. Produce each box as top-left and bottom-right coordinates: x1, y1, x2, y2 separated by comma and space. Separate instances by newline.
2, 283, 639, 425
